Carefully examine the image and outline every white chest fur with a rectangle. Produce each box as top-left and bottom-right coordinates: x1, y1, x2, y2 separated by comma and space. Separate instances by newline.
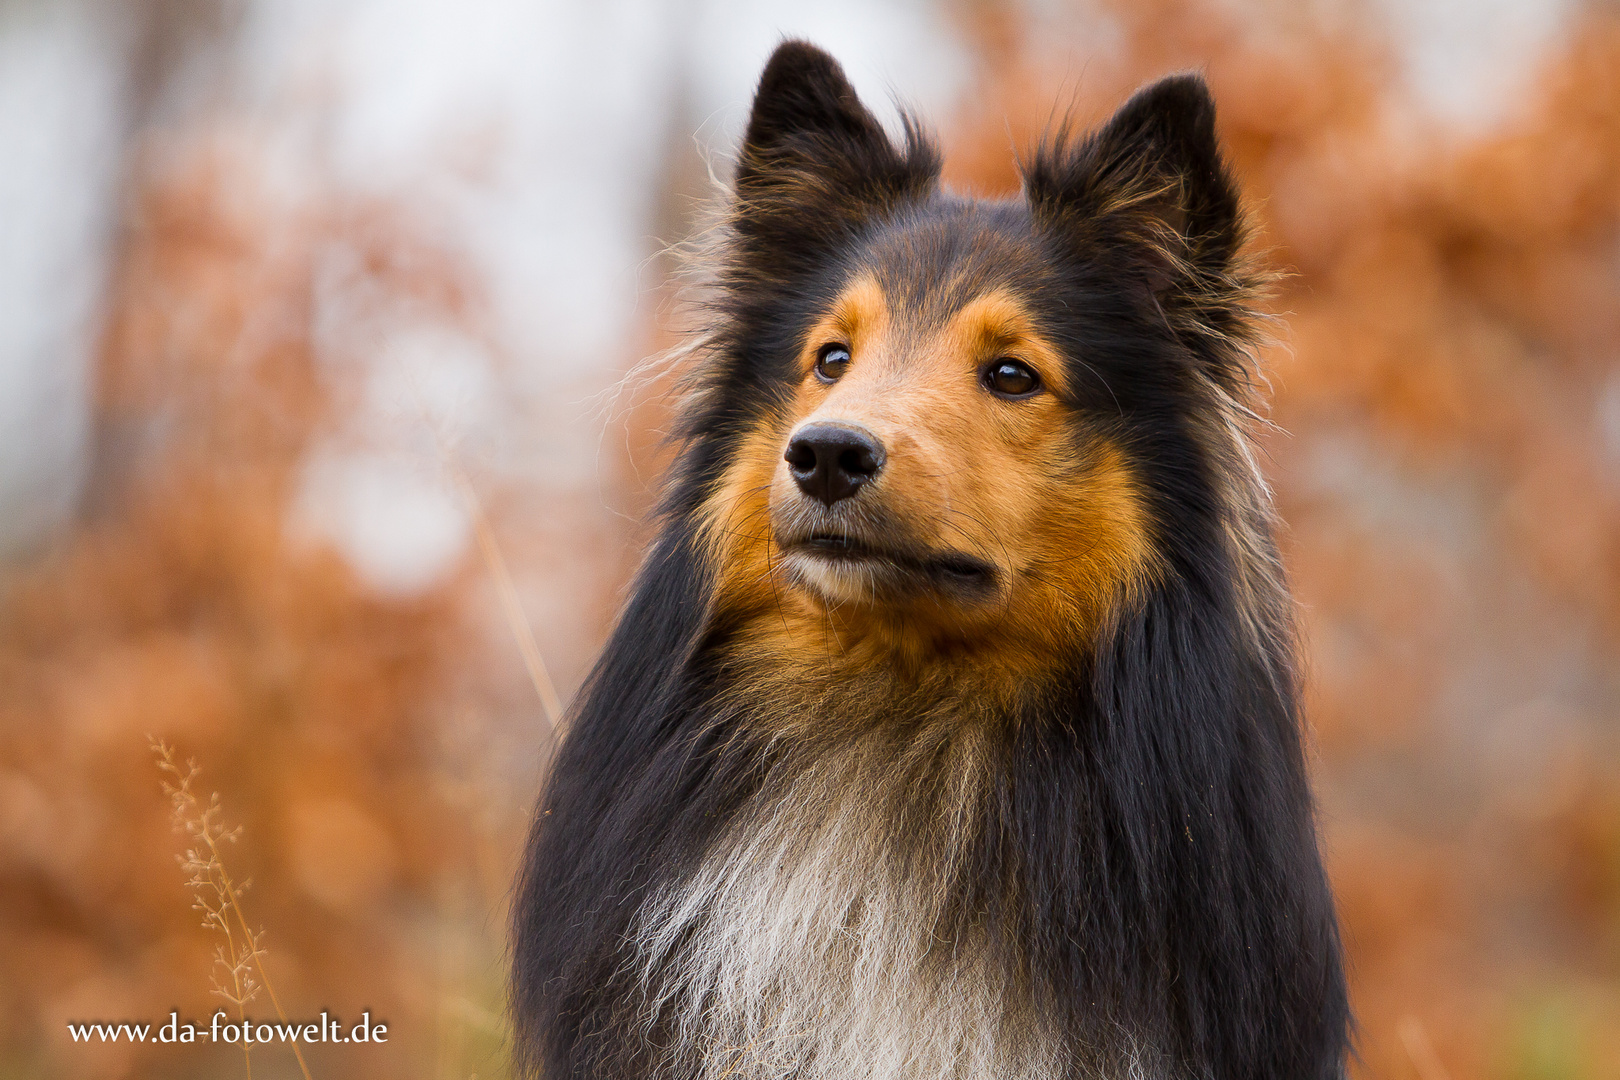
628, 730, 1065, 1080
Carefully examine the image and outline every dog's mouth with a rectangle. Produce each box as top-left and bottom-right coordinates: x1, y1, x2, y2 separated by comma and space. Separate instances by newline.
786, 532, 996, 597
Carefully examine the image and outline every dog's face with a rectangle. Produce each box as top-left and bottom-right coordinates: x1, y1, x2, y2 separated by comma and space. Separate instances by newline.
710, 221, 1158, 663
768, 266, 1111, 612
697, 44, 1252, 673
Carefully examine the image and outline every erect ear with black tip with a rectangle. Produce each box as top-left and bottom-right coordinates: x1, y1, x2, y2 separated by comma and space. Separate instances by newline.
732, 41, 940, 267
737, 42, 889, 184
1025, 73, 1243, 286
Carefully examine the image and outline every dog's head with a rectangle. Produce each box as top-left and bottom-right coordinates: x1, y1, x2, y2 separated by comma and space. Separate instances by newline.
693, 42, 1263, 673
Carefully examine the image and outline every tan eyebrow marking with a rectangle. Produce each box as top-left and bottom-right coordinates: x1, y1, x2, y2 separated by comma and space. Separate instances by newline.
941, 289, 1070, 396
797, 273, 890, 377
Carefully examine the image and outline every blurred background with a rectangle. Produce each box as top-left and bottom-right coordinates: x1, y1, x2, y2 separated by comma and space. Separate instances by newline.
2, 0, 1618, 1077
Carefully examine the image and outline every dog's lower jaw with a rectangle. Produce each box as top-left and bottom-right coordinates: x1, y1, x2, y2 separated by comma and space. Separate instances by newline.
780, 546, 997, 608
779, 548, 881, 608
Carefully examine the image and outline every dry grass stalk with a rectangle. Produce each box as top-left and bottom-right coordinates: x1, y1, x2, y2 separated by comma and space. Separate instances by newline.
1397, 1016, 1454, 1080
152, 738, 316, 1080
453, 463, 564, 737
405, 376, 564, 740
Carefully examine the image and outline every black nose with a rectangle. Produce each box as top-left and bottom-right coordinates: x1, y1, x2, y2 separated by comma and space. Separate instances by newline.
784, 423, 886, 506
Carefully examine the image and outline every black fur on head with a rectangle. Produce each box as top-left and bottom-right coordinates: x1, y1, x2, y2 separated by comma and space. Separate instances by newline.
513, 40, 1350, 1080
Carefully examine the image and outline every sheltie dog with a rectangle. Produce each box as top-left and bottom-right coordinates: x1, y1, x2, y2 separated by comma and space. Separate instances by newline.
513, 40, 1350, 1080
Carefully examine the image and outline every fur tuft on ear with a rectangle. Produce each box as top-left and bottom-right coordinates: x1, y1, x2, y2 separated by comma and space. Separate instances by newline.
1024, 73, 1262, 389
1025, 73, 1240, 269
731, 41, 940, 269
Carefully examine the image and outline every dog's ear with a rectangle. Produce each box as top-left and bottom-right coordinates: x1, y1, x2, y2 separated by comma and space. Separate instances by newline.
1025, 73, 1243, 289
731, 41, 939, 264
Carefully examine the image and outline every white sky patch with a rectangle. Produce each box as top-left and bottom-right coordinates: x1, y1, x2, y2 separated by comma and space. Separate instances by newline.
362, 325, 500, 445
292, 449, 471, 597
0, 1, 128, 556
683, 0, 971, 149
1371, 0, 1577, 133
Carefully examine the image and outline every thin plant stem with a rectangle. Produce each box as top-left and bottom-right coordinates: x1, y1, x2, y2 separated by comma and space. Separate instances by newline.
151, 739, 314, 1080
206, 822, 313, 1080
453, 464, 564, 734
404, 376, 563, 738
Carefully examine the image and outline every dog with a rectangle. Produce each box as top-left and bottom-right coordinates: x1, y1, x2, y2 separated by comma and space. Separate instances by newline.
512, 40, 1350, 1080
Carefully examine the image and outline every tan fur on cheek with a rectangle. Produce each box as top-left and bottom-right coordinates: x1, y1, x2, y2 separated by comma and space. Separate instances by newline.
696, 416, 797, 621
1011, 439, 1161, 642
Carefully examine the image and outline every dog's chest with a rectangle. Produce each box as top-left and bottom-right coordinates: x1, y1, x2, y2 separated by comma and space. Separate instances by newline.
628, 742, 1062, 1080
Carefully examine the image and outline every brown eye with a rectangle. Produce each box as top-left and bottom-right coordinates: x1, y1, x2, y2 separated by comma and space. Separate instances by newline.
985, 359, 1040, 398
814, 343, 850, 382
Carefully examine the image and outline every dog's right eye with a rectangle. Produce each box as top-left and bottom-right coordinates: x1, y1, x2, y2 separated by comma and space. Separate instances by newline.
814, 344, 851, 383
985, 359, 1041, 398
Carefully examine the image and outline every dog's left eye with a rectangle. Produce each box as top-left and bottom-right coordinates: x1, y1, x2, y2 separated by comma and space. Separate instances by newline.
814, 344, 851, 383
984, 359, 1041, 398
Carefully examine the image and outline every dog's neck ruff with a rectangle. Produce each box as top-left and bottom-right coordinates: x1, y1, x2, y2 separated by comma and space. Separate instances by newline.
620, 667, 1158, 1080
628, 690, 1059, 1080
